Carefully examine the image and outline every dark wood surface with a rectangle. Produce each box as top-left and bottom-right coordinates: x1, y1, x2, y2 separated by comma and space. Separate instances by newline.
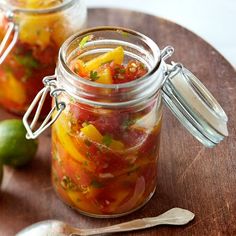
0, 8, 236, 236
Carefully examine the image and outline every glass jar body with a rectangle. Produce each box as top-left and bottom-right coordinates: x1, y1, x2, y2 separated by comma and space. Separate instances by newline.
51, 92, 162, 217
50, 27, 163, 217
0, 0, 87, 116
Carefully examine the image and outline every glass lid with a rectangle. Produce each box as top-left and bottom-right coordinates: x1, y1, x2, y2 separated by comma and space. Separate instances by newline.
162, 63, 228, 148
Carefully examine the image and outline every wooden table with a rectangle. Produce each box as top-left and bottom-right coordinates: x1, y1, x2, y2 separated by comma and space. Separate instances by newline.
0, 8, 236, 236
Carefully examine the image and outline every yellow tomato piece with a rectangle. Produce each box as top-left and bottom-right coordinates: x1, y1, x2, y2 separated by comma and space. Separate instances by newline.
96, 68, 113, 84
68, 190, 100, 213
80, 124, 125, 151
19, 16, 51, 48
110, 140, 125, 151
1, 73, 26, 105
54, 116, 87, 163
85, 46, 124, 72
67, 191, 81, 204
21, 0, 68, 47
80, 124, 103, 143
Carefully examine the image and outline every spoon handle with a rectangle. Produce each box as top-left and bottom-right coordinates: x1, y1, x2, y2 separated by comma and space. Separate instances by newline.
72, 208, 195, 236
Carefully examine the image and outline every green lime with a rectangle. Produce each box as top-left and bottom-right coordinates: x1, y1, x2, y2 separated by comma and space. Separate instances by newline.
0, 119, 38, 167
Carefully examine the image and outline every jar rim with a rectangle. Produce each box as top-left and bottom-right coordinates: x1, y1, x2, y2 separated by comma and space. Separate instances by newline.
0, 0, 77, 15
59, 26, 161, 90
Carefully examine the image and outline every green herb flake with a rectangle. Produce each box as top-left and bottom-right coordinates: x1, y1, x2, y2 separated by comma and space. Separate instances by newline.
91, 180, 104, 188
60, 176, 77, 191
116, 30, 129, 38
122, 118, 135, 129
119, 68, 126, 74
102, 134, 113, 147
15, 54, 39, 69
79, 35, 93, 49
140, 63, 144, 68
89, 70, 100, 81
69, 97, 76, 103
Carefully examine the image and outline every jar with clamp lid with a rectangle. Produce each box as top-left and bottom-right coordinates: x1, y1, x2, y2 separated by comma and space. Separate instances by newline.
0, 0, 87, 116
23, 27, 228, 218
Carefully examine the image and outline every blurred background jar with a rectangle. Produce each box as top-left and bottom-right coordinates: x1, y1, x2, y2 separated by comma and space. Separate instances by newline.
0, 0, 87, 116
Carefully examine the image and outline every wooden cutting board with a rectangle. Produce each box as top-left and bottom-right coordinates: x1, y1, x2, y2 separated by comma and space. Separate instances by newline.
0, 8, 236, 236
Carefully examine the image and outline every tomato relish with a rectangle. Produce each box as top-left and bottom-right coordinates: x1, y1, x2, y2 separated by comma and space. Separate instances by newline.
71, 46, 148, 84
52, 46, 162, 216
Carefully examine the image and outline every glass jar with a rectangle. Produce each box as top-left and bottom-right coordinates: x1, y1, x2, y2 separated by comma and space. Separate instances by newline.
23, 27, 228, 218
0, 0, 87, 116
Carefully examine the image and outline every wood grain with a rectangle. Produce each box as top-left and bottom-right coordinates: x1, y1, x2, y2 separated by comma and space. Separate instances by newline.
0, 8, 236, 236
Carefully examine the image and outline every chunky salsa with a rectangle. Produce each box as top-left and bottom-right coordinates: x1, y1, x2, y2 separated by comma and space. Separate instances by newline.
52, 46, 162, 216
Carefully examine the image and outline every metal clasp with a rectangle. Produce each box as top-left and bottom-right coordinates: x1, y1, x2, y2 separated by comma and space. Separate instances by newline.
23, 75, 66, 139
160, 61, 183, 93
160, 45, 183, 88
160, 46, 174, 61
160, 46, 183, 78
165, 62, 183, 79
0, 11, 19, 64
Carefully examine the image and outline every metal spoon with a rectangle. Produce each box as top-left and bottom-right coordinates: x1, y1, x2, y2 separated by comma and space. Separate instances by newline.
16, 208, 194, 236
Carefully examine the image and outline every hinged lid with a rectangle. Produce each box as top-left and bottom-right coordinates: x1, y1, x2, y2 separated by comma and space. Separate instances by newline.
162, 63, 228, 147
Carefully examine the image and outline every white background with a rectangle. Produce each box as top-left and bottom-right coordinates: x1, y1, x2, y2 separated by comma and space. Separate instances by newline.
87, 0, 236, 68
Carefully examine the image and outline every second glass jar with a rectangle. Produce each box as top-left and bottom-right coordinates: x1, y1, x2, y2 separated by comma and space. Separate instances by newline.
0, 0, 87, 116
